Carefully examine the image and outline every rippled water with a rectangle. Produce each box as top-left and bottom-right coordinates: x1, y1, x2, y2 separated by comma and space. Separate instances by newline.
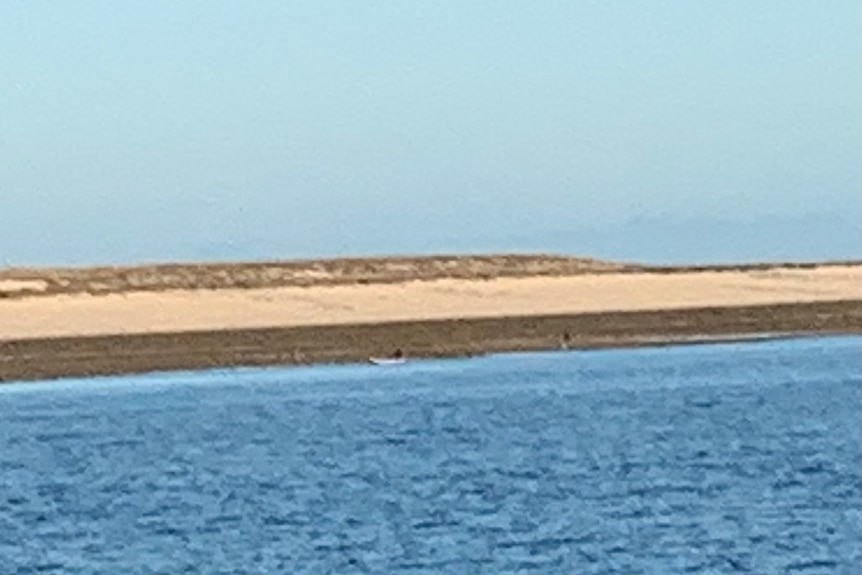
0, 336, 859, 574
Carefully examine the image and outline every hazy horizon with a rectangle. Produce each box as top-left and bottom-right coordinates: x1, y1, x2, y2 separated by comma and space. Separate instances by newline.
2, 211, 859, 269
2, 2, 859, 267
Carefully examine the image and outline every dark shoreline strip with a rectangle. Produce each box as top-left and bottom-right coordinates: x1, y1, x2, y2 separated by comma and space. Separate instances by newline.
1, 300, 859, 384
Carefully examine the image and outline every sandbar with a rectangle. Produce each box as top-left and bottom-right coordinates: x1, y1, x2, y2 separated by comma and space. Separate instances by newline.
0, 256, 859, 382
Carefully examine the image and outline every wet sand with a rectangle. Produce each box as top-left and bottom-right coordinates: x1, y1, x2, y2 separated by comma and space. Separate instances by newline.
0, 257, 859, 383
0, 300, 859, 383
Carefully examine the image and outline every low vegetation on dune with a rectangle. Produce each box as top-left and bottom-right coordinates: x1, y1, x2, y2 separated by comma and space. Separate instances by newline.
0, 254, 858, 300
0, 255, 628, 298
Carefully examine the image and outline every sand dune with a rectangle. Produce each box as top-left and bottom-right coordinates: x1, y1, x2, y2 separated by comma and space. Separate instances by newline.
1, 264, 858, 341
0, 254, 626, 297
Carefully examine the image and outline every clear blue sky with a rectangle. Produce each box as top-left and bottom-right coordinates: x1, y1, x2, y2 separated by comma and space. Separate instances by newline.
1, 1, 859, 265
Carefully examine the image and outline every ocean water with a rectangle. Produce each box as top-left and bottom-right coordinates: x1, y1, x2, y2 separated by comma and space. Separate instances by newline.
0, 337, 859, 574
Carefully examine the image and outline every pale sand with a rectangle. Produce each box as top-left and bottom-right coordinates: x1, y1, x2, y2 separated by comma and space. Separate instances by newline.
1, 265, 859, 341
0, 279, 48, 294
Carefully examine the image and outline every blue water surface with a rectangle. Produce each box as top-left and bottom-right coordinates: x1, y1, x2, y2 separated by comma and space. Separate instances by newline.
0, 336, 859, 574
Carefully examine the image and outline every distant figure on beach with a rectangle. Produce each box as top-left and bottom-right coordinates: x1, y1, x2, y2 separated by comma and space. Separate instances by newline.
393, 348, 404, 359
560, 331, 571, 350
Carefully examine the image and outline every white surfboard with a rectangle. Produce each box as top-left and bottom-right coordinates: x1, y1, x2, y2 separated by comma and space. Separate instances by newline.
368, 357, 407, 366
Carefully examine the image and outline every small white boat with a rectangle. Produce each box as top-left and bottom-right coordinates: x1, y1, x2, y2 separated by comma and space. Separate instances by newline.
368, 357, 407, 366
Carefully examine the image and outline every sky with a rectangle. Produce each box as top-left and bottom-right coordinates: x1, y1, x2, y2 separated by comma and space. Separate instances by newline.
1, 1, 859, 266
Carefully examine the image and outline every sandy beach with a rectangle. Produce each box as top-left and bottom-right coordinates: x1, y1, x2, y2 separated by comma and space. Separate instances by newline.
0, 256, 859, 382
